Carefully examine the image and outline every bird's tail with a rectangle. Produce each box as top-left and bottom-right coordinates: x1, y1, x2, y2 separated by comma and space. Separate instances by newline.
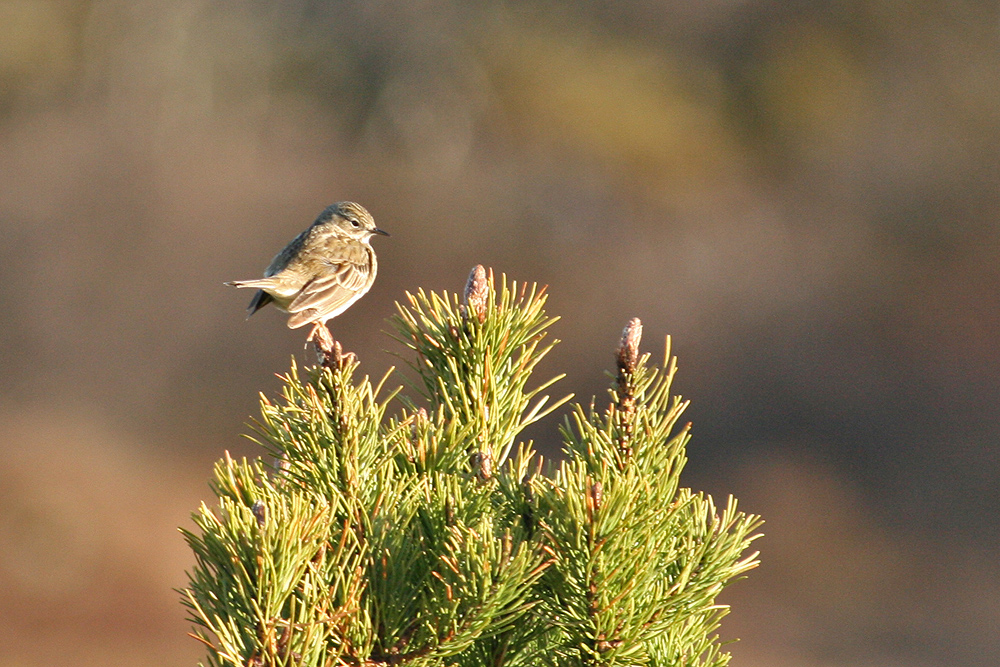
224, 279, 277, 318
224, 278, 278, 289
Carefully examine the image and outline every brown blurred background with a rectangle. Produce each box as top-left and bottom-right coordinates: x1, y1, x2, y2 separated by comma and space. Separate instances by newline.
1, 1, 998, 665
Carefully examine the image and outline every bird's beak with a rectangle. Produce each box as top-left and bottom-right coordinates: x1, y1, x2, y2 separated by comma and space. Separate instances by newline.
372, 228, 390, 237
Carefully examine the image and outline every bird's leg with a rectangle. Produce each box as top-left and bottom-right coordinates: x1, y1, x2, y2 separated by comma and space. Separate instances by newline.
307, 322, 333, 354
305, 322, 323, 344
308, 323, 356, 368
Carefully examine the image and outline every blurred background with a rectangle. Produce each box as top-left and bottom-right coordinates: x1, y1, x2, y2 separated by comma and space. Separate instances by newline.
1, 1, 998, 665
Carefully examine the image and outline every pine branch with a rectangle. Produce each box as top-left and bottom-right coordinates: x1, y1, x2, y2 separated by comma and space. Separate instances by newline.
389, 266, 573, 469
540, 319, 762, 667
182, 267, 762, 667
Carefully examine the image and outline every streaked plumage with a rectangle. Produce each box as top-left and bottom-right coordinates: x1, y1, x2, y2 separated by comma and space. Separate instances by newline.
225, 202, 388, 339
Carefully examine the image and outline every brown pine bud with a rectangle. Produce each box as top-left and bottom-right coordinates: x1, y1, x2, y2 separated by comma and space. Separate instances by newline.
445, 498, 455, 526
589, 480, 603, 513
521, 473, 535, 505
251, 500, 267, 528
410, 407, 429, 437
463, 265, 489, 323
469, 450, 492, 482
617, 317, 642, 376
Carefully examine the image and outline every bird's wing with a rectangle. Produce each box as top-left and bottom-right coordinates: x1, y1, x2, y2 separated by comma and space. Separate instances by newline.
264, 227, 313, 277
285, 250, 373, 316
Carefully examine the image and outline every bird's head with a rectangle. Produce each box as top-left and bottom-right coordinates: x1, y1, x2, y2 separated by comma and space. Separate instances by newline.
316, 201, 389, 241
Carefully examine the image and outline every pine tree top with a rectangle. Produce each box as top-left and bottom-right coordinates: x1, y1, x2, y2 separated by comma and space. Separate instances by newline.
181, 266, 762, 667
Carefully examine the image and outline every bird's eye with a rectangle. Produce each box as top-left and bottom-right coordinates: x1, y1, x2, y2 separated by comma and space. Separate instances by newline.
351, 219, 360, 227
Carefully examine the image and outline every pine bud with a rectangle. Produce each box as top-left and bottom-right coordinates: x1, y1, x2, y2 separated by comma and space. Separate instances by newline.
617, 317, 642, 376
521, 473, 535, 506
614, 318, 641, 467
463, 265, 489, 323
589, 480, 603, 513
273, 455, 291, 476
406, 408, 426, 464
445, 498, 455, 526
469, 450, 492, 482
251, 500, 267, 528
410, 407, 428, 439
521, 474, 535, 535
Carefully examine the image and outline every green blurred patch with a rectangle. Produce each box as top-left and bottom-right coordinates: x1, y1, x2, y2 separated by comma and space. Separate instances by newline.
480, 17, 743, 202
0, 1, 81, 110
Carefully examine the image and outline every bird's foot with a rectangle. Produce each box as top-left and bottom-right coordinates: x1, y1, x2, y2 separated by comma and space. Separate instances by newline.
308, 324, 355, 369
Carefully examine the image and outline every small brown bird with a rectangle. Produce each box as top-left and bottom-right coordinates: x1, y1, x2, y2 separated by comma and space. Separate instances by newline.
225, 202, 388, 343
